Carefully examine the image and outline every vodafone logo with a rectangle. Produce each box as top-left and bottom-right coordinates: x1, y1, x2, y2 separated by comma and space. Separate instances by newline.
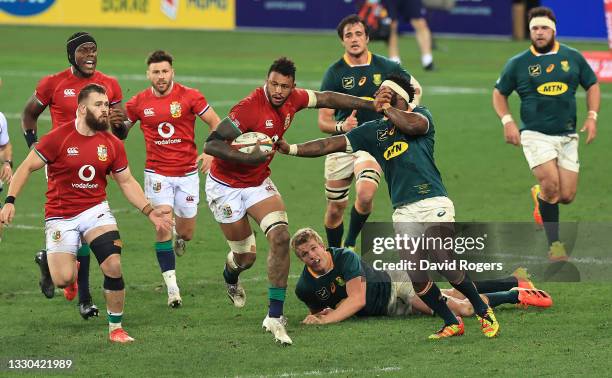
78, 165, 96, 182
158, 122, 175, 138
64, 89, 76, 97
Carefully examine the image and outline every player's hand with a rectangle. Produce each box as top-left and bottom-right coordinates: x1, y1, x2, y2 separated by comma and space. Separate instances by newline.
302, 314, 325, 325
109, 108, 127, 127
274, 138, 290, 154
0, 203, 15, 225
342, 110, 359, 132
148, 207, 174, 233
245, 141, 271, 165
580, 118, 597, 144
0, 163, 12, 183
503, 121, 521, 146
374, 90, 393, 113
197, 152, 213, 173
314, 307, 333, 316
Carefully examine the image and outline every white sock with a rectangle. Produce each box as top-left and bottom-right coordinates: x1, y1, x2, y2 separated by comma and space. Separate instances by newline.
421, 54, 433, 67
162, 270, 179, 294
389, 56, 401, 64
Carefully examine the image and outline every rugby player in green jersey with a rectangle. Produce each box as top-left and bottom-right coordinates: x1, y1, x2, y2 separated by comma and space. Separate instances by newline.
492, 7, 600, 262
276, 74, 500, 339
318, 14, 422, 251
291, 228, 552, 326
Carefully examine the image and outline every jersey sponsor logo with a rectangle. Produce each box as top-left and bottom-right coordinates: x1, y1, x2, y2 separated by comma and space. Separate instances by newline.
561, 60, 570, 72
528, 64, 541, 77
170, 101, 182, 118
315, 287, 330, 300
373, 73, 382, 86
546, 64, 555, 73
74, 165, 99, 189
537, 82, 568, 96
358, 76, 367, 86
67, 147, 79, 156
342, 76, 355, 89
284, 114, 291, 129
157, 122, 176, 139
384, 141, 408, 160
144, 108, 155, 117
64, 88, 76, 97
265, 119, 274, 128
0, 0, 55, 16
97, 144, 108, 161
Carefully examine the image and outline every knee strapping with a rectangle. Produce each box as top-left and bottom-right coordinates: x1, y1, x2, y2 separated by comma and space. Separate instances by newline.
103, 275, 125, 291
356, 168, 381, 187
90, 231, 122, 265
227, 233, 256, 254
325, 185, 350, 202
260, 211, 288, 236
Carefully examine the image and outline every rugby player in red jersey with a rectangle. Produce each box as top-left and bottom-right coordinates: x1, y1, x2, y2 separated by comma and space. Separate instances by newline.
204, 57, 382, 345
125, 50, 221, 308
22, 32, 128, 318
2, 84, 172, 343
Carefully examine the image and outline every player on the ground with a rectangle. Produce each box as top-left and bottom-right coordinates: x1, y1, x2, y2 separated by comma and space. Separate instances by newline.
22, 32, 127, 318
0, 111, 13, 241
204, 57, 385, 345
291, 228, 552, 325
492, 7, 599, 262
124, 50, 221, 307
276, 74, 500, 339
1, 84, 172, 343
319, 14, 421, 250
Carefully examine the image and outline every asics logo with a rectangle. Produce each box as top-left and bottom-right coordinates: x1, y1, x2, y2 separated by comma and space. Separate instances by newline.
78, 165, 96, 182
437, 210, 446, 217
64, 89, 76, 97
158, 122, 175, 138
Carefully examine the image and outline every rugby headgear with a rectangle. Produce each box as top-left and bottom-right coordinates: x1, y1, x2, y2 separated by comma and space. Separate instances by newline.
66, 32, 97, 73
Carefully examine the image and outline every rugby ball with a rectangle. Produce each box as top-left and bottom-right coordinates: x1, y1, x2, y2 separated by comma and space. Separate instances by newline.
231, 132, 274, 153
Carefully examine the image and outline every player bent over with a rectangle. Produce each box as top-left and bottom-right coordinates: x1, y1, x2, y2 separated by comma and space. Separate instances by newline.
277, 74, 502, 339
291, 228, 552, 326
1, 84, 172, 342
204, 57, 384, 345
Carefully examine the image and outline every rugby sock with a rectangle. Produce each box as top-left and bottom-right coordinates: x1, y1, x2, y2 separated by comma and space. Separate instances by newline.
155, 240, 175, 272
223, 265, 239, 285
473, 276, 519, 294
450, 275, 489, 317
344, 206, 370, 249
162, 270, 179, 294
538, 197, 560, 246
484, 291, 519, 308
77, 244, 92, 303
268, 287, 286, 318
107, 311, 123, 332
419, 283, 459, 325
325, 223, 344, 248
422, 53, 433, 67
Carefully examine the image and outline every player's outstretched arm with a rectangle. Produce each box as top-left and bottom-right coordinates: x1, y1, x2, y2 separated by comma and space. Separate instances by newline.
21, 96, 46, 148
113, 167, 173, 232
203, 117, 269, 165
0, 149, 46, 225
302, 277, 366, 325
276, 135, 347, 158
312, 91, 377, 113
382, 104, 429, 136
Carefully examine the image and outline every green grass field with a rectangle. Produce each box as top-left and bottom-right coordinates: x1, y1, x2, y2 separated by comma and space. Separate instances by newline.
0, 25, 611, 376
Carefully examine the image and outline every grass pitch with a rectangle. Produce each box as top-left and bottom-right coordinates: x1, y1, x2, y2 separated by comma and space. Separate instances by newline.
0, 25, 611, 376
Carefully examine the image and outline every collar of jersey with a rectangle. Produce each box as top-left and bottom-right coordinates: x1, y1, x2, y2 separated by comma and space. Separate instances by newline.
530, 41, 560, 56
343, 51, 372, 67
307, 251, 334, 278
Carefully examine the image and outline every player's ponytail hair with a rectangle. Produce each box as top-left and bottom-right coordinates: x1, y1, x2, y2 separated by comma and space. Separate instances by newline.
290, 228, 325, 253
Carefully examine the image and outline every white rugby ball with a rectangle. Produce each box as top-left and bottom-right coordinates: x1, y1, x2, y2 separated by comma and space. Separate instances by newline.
231, 132, 274, 153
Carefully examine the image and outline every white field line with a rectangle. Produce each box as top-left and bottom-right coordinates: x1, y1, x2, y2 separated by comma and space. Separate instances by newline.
1, 70, 608, 99
238, 365, 402, 378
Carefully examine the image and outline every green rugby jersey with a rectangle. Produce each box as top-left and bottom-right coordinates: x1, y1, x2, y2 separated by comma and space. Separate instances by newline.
320, 52, 412, 127
295, 247, 391, 316
345, 106, 447, 208
495, 42, 597, 135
